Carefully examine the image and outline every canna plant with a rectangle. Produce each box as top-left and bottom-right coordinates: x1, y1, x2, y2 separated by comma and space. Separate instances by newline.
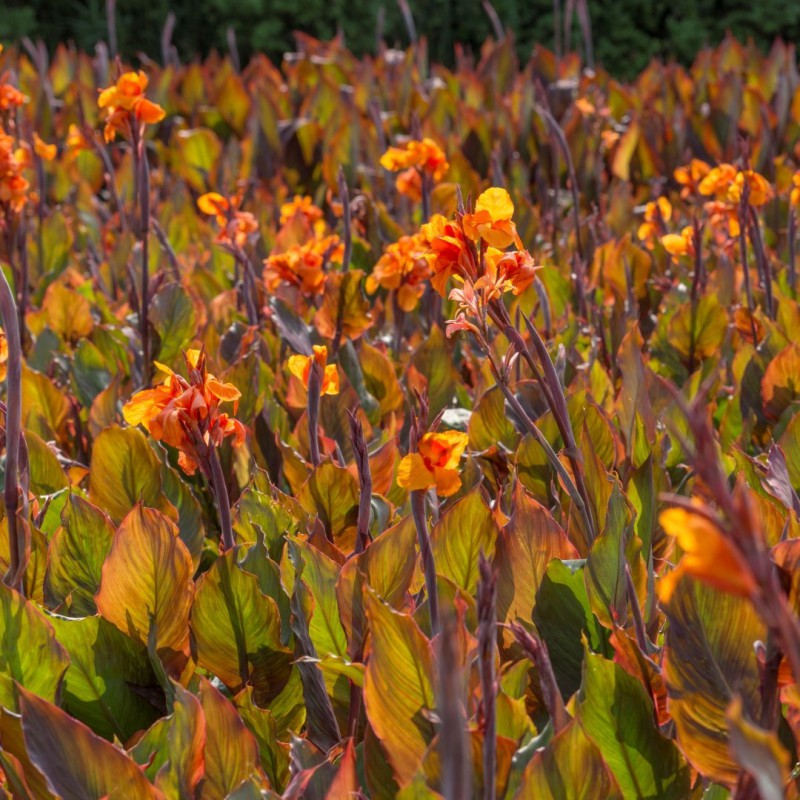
0, 27, 799, 800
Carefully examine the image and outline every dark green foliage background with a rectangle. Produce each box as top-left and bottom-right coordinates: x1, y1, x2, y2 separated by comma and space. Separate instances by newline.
2, 0, 799, 78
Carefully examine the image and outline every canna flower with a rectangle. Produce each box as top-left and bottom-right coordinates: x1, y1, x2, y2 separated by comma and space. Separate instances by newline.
476, 247, 540, 298
660, 225, 695, 257
658, 506, 758, 603
123, 349, 246, 476
380, 137, 448, 200
264, 235, 343, 296
380, 137, 449, 181
0, 128, 30, 213
637, 197, 672, 249
280, 195, 324, 227
729, 169, 773, 207
287, 345, 339, 396
461, 187, 523, 249
397, 431, 469, 497
0, 83, 27, 111
33, 133, 57, 162
366, 233, 431, 311
422, 213, 473, 296
698, 163, 738, 198
197, 192, 259, 248
674, 159, 710, 198
791, 172, 800, 207
98, 70, 165, 142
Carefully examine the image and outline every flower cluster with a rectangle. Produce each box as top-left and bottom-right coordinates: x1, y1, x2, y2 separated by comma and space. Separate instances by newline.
197, 192, 259, 249
123, 350, 246, 476
98, 71, 165, 142
365, 232, 431, 311
0, 127, 29, 214
380, 137, 449, 201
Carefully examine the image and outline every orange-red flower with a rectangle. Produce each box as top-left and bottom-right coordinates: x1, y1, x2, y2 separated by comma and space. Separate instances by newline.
422, 213, 473, 296
397, 431, 469, 497
33, 133, 56, 162
0, 128, 29, 213
637, 197, 672, 249
660, 225, 695, 257
658, 506, 758, 602
366, 232, 431, 311
380, 137, 448, 200
791, 172, 800, 207
380, 137, 449, 181
122, 349, 245, 476
98, 71, 165, 142
0, 82, 27, 111
264, 235, 343, 296
287, 345, 340, 396
477, 247, 540, 297
674, 159, 710, 198
197, 192, 259, 248
461, 188, 522, 249
280, 195, 324, 227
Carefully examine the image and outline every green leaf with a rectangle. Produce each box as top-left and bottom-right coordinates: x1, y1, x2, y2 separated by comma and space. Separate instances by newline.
575, 651, 690, 798
533, 560, 610, 699
89, 426, 165, 523
297, 461, 360, 550
363, 589, 436, 787
662, 578, 765, 785
514, 719, 622, 799
26, 431, 68, 496
468, 385, 520, 452
289, 539, 348, 659
430, 486, 499, 594
151, 283, 198, 364
0, 584, 68, 711
45, 494, 114, 616
190, 548, 293, 703
48, 614, 160, 741
174, 128, 222, 192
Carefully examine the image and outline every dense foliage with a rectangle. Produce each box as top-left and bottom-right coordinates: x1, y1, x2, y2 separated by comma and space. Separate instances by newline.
0, 28, 799, 799
3, 0, 800, 78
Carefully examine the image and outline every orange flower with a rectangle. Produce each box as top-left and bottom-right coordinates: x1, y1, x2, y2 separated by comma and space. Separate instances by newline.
287, 345, 340, 396
698, 163, 738, 198
657, 507, 758, 602
380, 137, 449, 182
481, 248, 539, 297
264, 235, 342, 296
791, 172, 800, 207
280, 195, 324, 226
366, 233, 431, 311
123, 350, 246, 476
637, 197, 672, 249
674, 159, 710, 198
660, 225, 695, 257
197, 192, 259, 248
729, 170, 773, 207
0, 128, 29, 213
422, 213, 473, 296
98, 70, 165, 142
33, 134, 57, 162
461, 187, 523, 249
0, 82, 27, 111
397, 431, 469, 497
